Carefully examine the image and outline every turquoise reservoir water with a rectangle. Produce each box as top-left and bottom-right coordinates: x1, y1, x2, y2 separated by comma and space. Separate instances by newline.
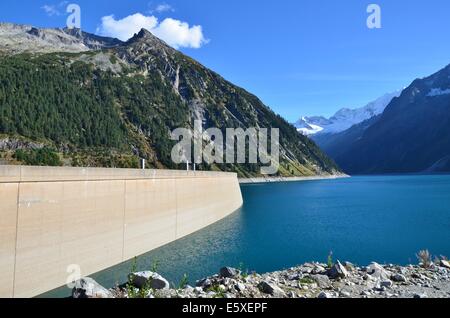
43, 175, 450, 297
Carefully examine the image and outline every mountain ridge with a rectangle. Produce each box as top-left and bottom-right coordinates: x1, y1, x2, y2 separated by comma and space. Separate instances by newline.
295, 91, 401, 136
323, 63, 450, 174
0, 23, 341, 177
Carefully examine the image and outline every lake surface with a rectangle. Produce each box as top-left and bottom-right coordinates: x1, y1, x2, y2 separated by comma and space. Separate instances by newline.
42, 175, 450, 297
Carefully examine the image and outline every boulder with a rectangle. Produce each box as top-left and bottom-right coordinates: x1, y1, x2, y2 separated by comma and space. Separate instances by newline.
312, 275, 332, 289
343, 262, 356, 271
312, 265, 326, 275
317, 291, 332, 299
366, 262, 390, 280
72, 277, 112, 298
328, 261, 349, 279
339, 291, 351, 297
129, 271, 169, 290
391, 273, 407, 283
287, 273, 300, 281
219, 267, 239, 278
196, 278, 212, 287
413, 293, 428, 299
440, 260, 450, 269
194, 287, 204, 294
235, 283, 246, 292
379, 280, 393, 288
258, 281, 286, 297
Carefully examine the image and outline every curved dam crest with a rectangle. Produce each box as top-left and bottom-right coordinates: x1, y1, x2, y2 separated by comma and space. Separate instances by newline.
0, 165, 243, 298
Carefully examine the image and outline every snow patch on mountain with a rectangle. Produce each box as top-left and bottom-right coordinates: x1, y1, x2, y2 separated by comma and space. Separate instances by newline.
295, 90, 401, 136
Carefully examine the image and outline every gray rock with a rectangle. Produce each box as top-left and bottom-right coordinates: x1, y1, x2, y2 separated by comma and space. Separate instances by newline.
129, 271, 169, 290
343, 262, 356, 271
440, 260, 450, 269
339, 290, 351, 297
287, 273, 301, 281
196, 278, 212, 287
220, 267, 239, 278
194, 287, 204, 294
287, 291, 296, 298
258, 281, 286, 297
391, 273, 407, 283
312, 265, 326, 275
72, 277, 112, 298
366, 262, 390, 280
380, 280, 393, 288
317, 291, 332, 299
328, 261, 349, 279
235, 283, 246, 292
312, 275, 332, 289
413, 293, 428, 299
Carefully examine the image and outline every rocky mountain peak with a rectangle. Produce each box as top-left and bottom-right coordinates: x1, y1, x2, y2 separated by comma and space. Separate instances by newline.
128, 28, 160, 44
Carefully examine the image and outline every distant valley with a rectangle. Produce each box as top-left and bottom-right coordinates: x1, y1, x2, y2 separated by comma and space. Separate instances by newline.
296, 65, 450, 175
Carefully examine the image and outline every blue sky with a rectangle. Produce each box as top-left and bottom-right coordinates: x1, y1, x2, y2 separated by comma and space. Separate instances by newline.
1, 0, 449, 121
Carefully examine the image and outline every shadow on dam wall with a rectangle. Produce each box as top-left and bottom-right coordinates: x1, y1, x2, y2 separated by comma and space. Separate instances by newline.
0, 165, 243, 298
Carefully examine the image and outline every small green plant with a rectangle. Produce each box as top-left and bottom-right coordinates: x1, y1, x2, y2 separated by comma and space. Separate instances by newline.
124, 257, 155, 298
138, 279, 154, 298
416, 250, 432, 268
126, 257, 139, 298
327, 251, 334, 269
207, 284, 226, 298
238, 262, 249, 279
178, 274, 189, 290
299, 277, 315, 285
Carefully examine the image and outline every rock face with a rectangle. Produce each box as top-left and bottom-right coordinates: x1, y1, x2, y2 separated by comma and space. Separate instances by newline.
129, 272, 170, 290
72, 277, 112, 298
0, 23, 122, 54
0, 137, 44, 151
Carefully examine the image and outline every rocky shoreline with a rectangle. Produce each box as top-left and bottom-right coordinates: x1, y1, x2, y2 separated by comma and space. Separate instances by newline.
238, 174, 350, 184
72, 259, 450, 299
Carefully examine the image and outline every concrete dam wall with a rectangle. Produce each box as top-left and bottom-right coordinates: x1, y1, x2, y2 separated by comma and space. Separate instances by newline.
0, 166, 243, 298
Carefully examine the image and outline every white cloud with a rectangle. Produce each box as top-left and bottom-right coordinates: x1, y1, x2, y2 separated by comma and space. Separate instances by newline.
41, 5, 60, 16
154, 3, 174, 13
96, 13, 208, 49
41, 2, 69, 17
97, 14, 158, 42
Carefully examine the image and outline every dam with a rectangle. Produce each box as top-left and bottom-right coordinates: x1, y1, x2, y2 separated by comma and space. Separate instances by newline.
0, 165, 243, 298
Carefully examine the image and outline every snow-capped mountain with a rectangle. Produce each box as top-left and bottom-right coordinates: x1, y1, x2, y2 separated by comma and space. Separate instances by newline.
295, 91, 402, 136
